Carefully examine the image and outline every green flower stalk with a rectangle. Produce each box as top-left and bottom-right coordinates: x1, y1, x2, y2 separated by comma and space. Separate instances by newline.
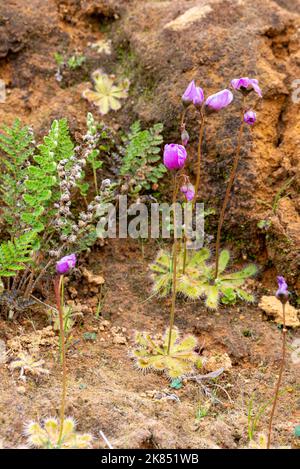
214, 99, 245, 279
182, 104, 205, 274
163, 144, 188, 354
215, 77, 262, 279
167, 174, 180, 355
180, 81, 205, 275
54, 253, 76, 445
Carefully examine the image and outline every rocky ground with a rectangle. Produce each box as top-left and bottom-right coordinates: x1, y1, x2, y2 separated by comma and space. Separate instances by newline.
0, 0, 299, 449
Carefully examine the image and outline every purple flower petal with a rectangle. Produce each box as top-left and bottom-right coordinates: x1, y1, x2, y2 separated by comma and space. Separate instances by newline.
163, 144, 187, 171
250, 79, 262, 98
231, 77, 262, 97
193, 87, 205, 107
231, 77, 252, 90
182, 81, 204, 107
205, 89, 233, 111
56, 253, 77, 275
182, 80, 197, 104
276, 275, 289, 303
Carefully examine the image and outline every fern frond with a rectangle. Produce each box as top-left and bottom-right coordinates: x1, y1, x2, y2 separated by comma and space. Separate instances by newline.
23, 119, 74, 231
0, 120, 34, 233
0, 232, 37, 277
119, 121, 165, 195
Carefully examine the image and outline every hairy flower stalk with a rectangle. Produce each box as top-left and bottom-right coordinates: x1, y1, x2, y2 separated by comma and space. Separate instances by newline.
163, 144, 187, 355
214, 97, 246, 279
182, 104, 205, 274
167, 174, 180, 355
54, 254, 76, 446
214, 77, 261, 279
194, 105, 205, 202
267, 276, 289, 449
181, 81, 205, 274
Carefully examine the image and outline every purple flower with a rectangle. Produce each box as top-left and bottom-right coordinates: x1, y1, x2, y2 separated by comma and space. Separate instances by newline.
182, 80, 204, 107
181, 129, 189, 146
231, 77, 262, 98
244, 110, 256, 125
205, 89, 233, 111
276, 276, 289, 303
56, 253, 77, 275
163, 144, 187, 171
193, 87, 205, 107
180, 183, 195, 202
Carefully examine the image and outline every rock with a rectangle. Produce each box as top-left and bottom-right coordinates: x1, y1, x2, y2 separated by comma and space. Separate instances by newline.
164, 5, 213, 31
16, 385, 26, 394
68, 286, 78, 298
82, 267, 105, 286
99, 320, 110, 331
259, 295, 300, 328
204, 353, 232, 372
112, 334, 127, 345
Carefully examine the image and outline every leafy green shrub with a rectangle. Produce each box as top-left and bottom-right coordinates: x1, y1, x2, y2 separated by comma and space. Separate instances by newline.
0, 116, 115, 302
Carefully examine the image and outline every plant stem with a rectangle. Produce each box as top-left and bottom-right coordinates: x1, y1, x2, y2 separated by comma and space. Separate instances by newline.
92, 164, 98, 195
182, 106, 205, 274
267, 302, 287, 449
54, 275, 67, 446
214, 100, 245, 279
167, 174, 179, 354
194, 106, 205, 201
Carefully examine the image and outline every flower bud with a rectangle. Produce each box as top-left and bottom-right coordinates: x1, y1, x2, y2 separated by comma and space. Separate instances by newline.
276, 276, 289, 304
182, 80, 204, 107
181, 129, 190, 146
244, 110, 256, 125
180, 183, 195, 201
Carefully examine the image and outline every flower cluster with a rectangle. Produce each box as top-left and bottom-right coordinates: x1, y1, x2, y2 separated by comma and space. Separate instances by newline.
180, 183, 195, 202
163, 76, 262, 176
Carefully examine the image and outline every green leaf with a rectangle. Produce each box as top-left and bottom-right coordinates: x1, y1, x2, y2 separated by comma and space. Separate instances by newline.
223, 264, 257, 280
205, 285, 219, 309
217, 250, 230, 274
